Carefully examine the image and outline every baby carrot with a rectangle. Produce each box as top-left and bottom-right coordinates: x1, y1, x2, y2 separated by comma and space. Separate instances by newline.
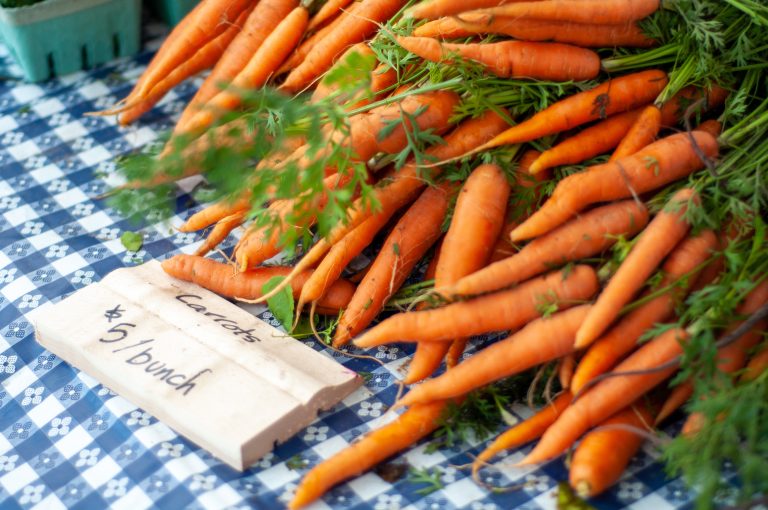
472, 0, 660, 25
472, 391, 572, 478
354, 265, 598, 348
180, 195, 250, 233
510, 131, 718, 241
394, 305, 592, 408
406, 0, 516, 19
575, 188, 698, 348
195, 211, 246, 256
443, 200, 649, 298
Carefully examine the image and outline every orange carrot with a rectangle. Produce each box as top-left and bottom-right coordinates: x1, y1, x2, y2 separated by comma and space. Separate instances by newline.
466, 70, 668, 158
308, 0, 354, 31
396, 36, 600, 81
252, 109, 509, 304
450, 16, 656, 47
354, 265, 598, 348
161, 254, 356, 314
406, 164, 510, 382
406, 0, 521, 19
309, 43, 376, 105
679, 281, 768, 435
181, 5, 311, 136
559, 353, 576, 390
296, 192, 419, 315
610, 104, 662, 161
276, 8, 352, 76
116, 9, 251, 125
288, 401, 447, 509
510, 130, 718, 241
742, 343, 768, 382
569, 404, 654, 498
126, 0, 253, 103
173, 0, 299, 133
443, 200, 649, 298
694, 119, 723, 138
180, 196, 251, 232
332, 181, 456, 346
472, 0, 660, 25
575, 188, 699, 348
413, 17, 474, 38
570, 229, 718, 395
195, 212, 246, 256
519, 327, 688, 466
528, 109, 644, 174
281, 0, 408, 93
660, 85, 729, 128
472, 391, 571, 477
395, 305, 592, 408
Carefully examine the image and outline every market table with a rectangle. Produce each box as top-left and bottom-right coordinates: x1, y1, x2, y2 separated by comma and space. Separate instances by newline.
0, 29, 704, 510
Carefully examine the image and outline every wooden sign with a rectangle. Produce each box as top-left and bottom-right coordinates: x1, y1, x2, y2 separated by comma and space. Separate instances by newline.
31, 261, 361, 470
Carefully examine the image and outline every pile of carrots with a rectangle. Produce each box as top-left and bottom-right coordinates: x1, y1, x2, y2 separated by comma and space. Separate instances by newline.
98, 0, 768, 507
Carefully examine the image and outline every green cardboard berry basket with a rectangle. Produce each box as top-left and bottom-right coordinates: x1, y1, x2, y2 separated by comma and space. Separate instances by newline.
0, 0, 141, 82
146, 0, 196, 26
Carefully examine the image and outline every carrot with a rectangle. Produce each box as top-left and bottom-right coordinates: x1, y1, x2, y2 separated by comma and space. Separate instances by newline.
472, 0, 660, 25
570, 229, 718, 395
396, 36, 600, 81
742, 343, 768, 382
519, 327, 688, 466
332, 181, 456, 346
660, 85, 729, 128
450, 16, 656, 47
180, 195, 251, 232
679, 281, 768, 435
125, 0, 253, 104
115, 9, 252, 125
235, 172, 351, 270
309, 43, 376, 105
180, 5, 311, 136
395, 305, 592, 408
413, 17, 474, 38
575, 188, 699, 348
288, 401, 447, 509
559, 354, 576, 390
276, 8, 351, 76
280, 0, 408, 93
173, 0, 299, 134
295, 190, 419, 315
472, 391, 571, 478
405, 0, 521, 19
195, 211, 246, 256
354, 265, 598, 348
694, 119, 723, 138
307, 0, 354, 31
609, 104, 662, 161
510, 130, 718, 241
462, 70, 668, 158
161, 254, 356, 314
443, 200, 649, 298
252, 109, 509, 304
569, 404, 654, 498
528, 109, 644, 174
406, 164, 510, 382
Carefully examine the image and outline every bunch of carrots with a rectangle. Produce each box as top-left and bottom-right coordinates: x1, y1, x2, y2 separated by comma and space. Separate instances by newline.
103, 0, 768, 507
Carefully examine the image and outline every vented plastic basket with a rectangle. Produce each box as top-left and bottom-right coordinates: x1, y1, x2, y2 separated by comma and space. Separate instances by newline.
0, 0, 141, 82
146, 0, 196, 26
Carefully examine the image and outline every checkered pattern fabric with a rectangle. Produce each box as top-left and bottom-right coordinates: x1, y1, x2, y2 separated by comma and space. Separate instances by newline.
0, 31, 702, 510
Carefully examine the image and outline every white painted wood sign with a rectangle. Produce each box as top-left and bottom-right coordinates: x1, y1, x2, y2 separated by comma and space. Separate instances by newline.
31, 260, 362, 470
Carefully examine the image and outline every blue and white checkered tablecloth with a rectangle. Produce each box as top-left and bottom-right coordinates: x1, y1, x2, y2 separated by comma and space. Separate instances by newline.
0, 32, 707, 510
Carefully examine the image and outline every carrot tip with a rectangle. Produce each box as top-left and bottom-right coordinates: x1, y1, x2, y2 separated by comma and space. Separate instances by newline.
575, 480, 592, 499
